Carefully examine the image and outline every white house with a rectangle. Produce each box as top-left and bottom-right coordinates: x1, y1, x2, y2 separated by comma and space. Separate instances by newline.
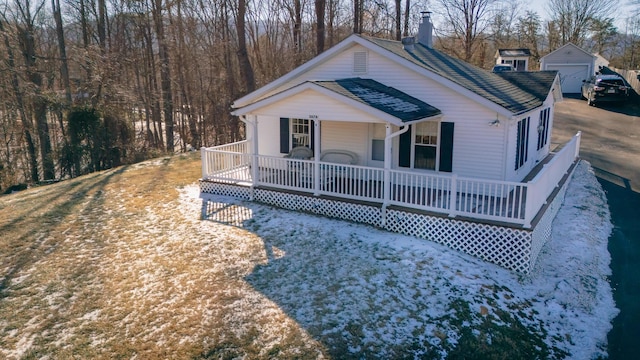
495, 49, 531, 71
201, 13, 581, 273
540, 43, 597, 93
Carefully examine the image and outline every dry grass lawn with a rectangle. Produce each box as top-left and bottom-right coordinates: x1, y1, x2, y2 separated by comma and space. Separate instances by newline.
0, 153, 324, 359
0, 154, 617, 360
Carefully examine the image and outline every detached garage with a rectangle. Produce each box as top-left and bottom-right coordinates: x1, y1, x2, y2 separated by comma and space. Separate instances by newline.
540, 43, 596, 93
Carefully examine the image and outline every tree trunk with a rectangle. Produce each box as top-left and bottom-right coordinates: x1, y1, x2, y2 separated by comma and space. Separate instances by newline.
354, 0, 360, 33
236, 0, 256, 93
395, 0, 402, 40
18, 15, 55, 180
0, 19, 39, 182
293, 0, 302, 64
315, 0, 326, 54
52, 0, 72, 106
403, 0, 410, 37
152, 0, 174, 152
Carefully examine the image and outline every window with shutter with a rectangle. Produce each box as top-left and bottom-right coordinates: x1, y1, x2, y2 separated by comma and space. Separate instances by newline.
398, 121, 453, 172
515, 117, 530, 170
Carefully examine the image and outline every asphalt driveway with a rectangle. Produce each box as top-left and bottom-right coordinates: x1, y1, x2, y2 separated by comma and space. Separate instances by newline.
551, 94, 640, 360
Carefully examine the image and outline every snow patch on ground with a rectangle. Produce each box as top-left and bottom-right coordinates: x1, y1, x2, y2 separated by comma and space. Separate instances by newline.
193, 160, 618, 358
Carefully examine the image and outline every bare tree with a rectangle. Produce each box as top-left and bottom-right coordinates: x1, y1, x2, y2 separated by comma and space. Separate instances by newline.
51, 0, 71, 106
354, 0, 362, 33
236, 0, 256, 94
517, 11, 541, 60
590, 17, 617, 56
403, 0, 410, 37
0, 17, 39, 183
490, 1, 522, 48
151, 0, 175, 152
435, 0, 499, 62
547, 0, 618, 46
14, 0, 56, 180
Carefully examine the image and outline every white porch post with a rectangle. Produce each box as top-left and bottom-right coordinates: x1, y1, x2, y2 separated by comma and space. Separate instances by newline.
382, 124, 392, 226
250, 115, 259, 200
448, 174, 457, 217
381, 124, 411, 226
313, 117, 321, 196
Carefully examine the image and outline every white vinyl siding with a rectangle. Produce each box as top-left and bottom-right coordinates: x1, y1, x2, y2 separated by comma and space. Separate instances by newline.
321, 122, 368, 165
256, 89, 377, 122
255, 116, 281, 157
252, 43, 534, 181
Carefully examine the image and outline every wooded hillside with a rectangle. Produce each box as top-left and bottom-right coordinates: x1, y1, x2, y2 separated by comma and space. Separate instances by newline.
0, 0, 637, 191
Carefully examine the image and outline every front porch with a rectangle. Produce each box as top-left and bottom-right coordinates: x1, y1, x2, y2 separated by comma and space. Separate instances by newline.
200, 132, 580, 273
201, 132, 581, 228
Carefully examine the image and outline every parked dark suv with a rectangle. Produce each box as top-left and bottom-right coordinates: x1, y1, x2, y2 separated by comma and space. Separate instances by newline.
581, 74, 629, 106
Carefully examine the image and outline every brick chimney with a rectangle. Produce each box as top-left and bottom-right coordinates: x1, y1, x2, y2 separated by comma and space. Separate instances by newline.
417, 11, 433, 48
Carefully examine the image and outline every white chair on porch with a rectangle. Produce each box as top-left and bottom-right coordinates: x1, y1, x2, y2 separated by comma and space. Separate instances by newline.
320, 150, 358, 190
284, 146, 313, 160
284, 146, 313, 187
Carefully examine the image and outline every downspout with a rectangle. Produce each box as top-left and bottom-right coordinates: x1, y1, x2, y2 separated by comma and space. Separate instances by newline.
501, 114, 510, 181
381, 124, 410, 227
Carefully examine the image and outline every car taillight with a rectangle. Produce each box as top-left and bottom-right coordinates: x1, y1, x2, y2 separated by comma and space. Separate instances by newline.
593, 85, 605, 91
619, 86, 628, 91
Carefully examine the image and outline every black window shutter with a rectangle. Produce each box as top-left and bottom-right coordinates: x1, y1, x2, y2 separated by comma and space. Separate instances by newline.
279, 118, 289, 153
398, 125, 412, 167
439, 122, 454, 172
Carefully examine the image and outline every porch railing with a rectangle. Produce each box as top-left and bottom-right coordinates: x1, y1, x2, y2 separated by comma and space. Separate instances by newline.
523, 131, 581, 226
201, 133, 581, 227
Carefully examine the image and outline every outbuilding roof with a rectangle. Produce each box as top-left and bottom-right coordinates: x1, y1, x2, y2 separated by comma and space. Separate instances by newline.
497, 49, 531, 57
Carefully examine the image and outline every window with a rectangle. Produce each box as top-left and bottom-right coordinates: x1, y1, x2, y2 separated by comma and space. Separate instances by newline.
414, 121, 438, 170
291, 118, 310, 148
371, 123, 385, 161
371, 140, 384, 161
515, 117, 530, 170
399, 122, 454, 172
280, 118, 314, 154
537, 108, 550, 150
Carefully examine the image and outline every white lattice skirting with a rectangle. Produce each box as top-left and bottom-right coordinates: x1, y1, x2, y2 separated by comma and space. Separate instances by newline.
200, 164, 576, 273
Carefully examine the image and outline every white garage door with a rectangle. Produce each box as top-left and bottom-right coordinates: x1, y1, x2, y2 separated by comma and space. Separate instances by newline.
545, 64, 589, 93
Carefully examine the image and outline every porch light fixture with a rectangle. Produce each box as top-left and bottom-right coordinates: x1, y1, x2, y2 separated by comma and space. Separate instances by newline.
489, 119, 501, 127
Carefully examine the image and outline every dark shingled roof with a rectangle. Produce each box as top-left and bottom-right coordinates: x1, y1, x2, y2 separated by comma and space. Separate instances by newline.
495, 71, 560, 101
313, 78, 442, 122
362, 36, 557, 114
